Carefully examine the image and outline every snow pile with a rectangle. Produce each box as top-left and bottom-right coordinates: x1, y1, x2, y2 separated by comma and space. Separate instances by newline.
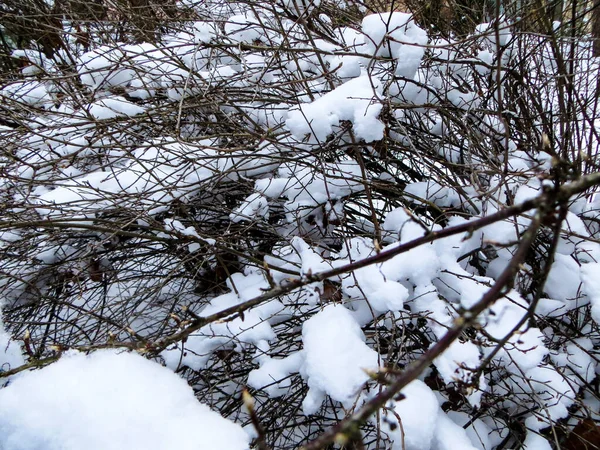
339, 237, 410, 313
361, 13, 426, 58
0, 350, 250, 450
33, 140, 221, 218
381, 380, 484, 450
162, 271, 283, 371
1, 81, 52, 107
230, 193, 270, 223
286, 75, 385, 143
255, 161, 365, 239
248, 352, 304, 398
280, 0, 321, 15
580, 263, 600, 322
87, 96, 145, 120
300, 304, 378, 414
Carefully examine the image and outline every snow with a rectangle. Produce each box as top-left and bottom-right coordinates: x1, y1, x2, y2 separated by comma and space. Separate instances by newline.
33, 141, 221, 218
432, 412, 479, 450
382, 207, 424, 240
0, 350, 250, 450
230, 193, 270, 223
162, 272, 281, 371
447, 411, 493, 450
545, 253, 582, 301
225, 14, 265, 44
580, 262, 600, 323
361, 13, 426, 58
286, 75, 385, 143
434, 339, 481, 386
2, 3, 600, 448
1, 81, 52, 106
248, 352, 304, 398
524, 364, 576, 423
78, 46, 138, 90
192, 21, 219, 43
281, 0, 321, 15
339, 238, 409, 312
0, 317, 24, 373
381, 379, 440, 450
551, 337, 595, 383
87, 97, 145, 120
291, 236, 332, 276
300, 304, 378, 414
404, 181, 461, 208
523, 432, 552, 450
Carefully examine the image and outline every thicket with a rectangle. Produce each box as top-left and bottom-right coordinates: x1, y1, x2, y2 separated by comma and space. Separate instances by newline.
1, 0, 600, 448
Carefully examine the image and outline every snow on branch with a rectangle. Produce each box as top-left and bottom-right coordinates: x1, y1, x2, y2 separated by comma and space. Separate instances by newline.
2, 0, 600, 448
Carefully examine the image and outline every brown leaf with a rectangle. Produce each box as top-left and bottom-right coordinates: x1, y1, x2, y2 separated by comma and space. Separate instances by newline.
319, 280, 342, 303
88, 258, 104, 282
563, 419, 600, 450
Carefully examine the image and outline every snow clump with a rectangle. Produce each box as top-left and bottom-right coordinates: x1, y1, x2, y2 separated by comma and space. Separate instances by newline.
0, 350, 250, 450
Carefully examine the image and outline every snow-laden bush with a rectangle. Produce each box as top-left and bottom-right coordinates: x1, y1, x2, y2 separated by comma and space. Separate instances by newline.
1, 0, 600, 448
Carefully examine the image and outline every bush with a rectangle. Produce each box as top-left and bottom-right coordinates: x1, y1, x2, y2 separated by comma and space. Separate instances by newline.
1, 0, 600, 448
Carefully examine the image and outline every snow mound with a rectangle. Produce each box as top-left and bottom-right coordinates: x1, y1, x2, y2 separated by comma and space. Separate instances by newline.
361, 12, 426, 59
0, 350, 250, 450
1, 81, 52, 107
382, 379, 440, 450
248, 352, 304, 398
382, 380, 481, 450
87, 96, 145, 119
286, 75, 385, 143
301, 304, 378, 414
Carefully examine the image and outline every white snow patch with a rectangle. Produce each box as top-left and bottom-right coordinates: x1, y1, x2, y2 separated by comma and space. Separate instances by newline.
0, 350, 250, 450
0, 318, 24, 374
581, 262, 600, 323
361, 13, 426, 58
301, 304, 378, 414
248, 352, 304, 398
87, 97, 145, 120
286, 75, 384, 143
381, 379, 440, 450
